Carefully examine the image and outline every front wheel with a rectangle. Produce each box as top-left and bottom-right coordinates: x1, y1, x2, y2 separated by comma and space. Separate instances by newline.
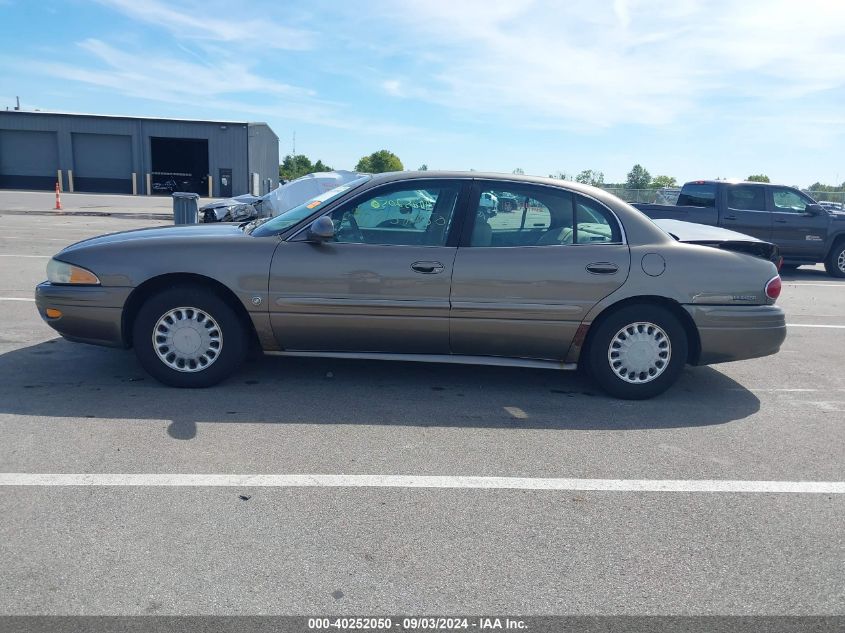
132, 286, 248, 387
586, 304, 688, 399
824, 241, 845, 278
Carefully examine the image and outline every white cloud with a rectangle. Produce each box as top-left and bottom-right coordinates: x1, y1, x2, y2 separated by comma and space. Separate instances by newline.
94, 0, 314, 50
369, 0, 845, 130
1, 40, 451, 142
382, 80, 403, 97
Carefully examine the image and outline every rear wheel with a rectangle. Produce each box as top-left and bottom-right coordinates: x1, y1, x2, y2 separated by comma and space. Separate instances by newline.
586, 304, 687, 399
824, 241, 845, 278
132, 286, 247, 387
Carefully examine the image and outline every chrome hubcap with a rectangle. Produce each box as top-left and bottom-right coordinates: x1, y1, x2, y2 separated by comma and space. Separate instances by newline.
608, 321, 671, 384
152, 307, 222, 373
838, 248, 845, 273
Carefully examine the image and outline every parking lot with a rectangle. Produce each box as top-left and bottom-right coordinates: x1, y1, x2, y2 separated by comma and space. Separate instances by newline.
0, 193, 843, 616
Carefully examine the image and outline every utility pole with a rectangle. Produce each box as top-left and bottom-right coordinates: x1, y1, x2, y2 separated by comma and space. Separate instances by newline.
292, 131, 296, 157
15, 96, 20, 111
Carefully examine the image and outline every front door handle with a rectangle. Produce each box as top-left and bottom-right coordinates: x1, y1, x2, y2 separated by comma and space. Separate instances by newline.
723, 215, 737, 220
586, 262, 619, 275
411, 261, 445, 274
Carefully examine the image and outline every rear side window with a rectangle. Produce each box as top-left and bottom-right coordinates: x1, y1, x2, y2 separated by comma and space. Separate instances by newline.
467, 183, 622, 247
574, 196, 623, 244
677, 183, 716, 208
469, 185, 567, 247
727, 185, 766, 211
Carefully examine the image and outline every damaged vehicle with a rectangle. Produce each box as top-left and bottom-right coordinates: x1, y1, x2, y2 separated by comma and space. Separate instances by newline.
35, 171, 786, 400
199, 193, 262, 223
200, 170, 362, 224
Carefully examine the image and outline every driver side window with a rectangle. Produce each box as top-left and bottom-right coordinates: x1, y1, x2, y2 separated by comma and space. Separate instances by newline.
328, 184, 460, 246
772, 188, 809, 214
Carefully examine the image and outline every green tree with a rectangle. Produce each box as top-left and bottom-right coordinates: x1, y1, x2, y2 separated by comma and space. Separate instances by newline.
807, 181, 844, 192
279, 154, 333, 181
512, 167, 525, 175
747, 174, 770, 183
418, 164, 429, 171
626, 164, 651, 189
549, 171, 573, 181
575, 169, 605, 186
650, 175, 677, 188
355, 150, 404, 173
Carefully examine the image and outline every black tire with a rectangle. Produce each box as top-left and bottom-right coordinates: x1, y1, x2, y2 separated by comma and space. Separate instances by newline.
824, 241, 845, 278
132, 285, 248, 388
586, 304, 688, 400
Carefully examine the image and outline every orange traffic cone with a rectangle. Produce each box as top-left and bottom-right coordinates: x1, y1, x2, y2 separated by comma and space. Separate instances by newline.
55, 182, 62, 210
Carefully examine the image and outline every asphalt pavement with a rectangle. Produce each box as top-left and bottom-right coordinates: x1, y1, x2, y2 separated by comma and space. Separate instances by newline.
0, 197, 843, 617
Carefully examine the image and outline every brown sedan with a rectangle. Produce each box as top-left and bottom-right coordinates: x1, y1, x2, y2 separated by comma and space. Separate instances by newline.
35, 172, 786, 399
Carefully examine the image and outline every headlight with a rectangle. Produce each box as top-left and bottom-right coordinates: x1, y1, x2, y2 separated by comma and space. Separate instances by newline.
229, 204, 257, 220
46, 259, 101, 285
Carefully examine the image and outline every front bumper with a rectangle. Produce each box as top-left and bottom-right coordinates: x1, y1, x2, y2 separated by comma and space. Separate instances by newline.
35, 282, 131, 348
684, 304, 787, 365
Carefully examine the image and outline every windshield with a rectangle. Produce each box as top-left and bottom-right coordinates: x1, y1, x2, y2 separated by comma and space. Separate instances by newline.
247, 175, 372, 236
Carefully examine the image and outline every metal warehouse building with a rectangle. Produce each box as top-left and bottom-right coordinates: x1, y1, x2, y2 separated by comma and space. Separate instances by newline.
0, 111, 279, 197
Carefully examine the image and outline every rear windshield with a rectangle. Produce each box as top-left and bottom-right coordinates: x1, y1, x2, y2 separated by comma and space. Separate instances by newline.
677, 183, 717, 208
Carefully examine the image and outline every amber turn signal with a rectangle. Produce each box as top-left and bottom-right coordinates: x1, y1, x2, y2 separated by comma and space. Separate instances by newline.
45, 308, 62, 318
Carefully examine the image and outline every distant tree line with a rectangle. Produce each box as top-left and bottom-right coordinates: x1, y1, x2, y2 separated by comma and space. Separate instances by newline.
280, 153, 844, 192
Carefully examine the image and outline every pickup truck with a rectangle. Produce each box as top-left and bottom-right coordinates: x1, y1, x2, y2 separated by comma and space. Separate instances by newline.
634, 180, 845, 277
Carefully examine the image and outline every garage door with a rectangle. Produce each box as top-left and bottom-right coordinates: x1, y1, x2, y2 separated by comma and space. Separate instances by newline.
72, 133, 133, 194
0, 130, 59, 191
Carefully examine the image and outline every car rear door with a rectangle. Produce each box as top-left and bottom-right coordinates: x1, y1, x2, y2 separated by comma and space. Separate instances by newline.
449, 180, 630, 360
720, 184, 772, 241
268, 179, 468, 353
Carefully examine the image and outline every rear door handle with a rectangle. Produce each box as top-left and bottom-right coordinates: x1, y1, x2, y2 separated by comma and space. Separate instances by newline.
723, 215, 737, 220
775, 219, 788, 223
411, 261, 445, 274
585, 262, 619, 275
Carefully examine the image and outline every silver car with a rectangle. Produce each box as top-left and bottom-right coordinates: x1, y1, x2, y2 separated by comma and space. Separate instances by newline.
35, 172, 786, 399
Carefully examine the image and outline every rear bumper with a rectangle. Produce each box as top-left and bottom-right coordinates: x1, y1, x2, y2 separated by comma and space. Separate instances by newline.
35, 282, 130, 348
684, 304, 786, 365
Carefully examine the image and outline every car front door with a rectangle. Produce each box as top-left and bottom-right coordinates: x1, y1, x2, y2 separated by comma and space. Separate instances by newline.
769, 187, 830, 259
449, 181, 630, 360
268, 180, 467, 353
721, 184, 772, 241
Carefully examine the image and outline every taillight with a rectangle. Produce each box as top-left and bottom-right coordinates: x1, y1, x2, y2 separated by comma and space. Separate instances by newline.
765, 275, 782, 301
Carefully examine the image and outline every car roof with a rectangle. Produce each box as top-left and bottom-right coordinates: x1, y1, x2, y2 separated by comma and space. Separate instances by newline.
683, 179, 791, 187
364, 170, 614, 199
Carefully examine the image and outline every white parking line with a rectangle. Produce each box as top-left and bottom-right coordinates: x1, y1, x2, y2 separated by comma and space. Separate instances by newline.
1, 236, 71, 242
784, 283, 845, 288
0, 297, 34, 302
0, 473, 842, 494
788, 324, 845, 329
728, 388, 845, 392
0, 254, 50, 258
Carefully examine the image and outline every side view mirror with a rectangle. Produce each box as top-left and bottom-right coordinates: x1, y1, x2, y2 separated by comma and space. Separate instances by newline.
805, 203, 824, 216
307, 216, 335, 242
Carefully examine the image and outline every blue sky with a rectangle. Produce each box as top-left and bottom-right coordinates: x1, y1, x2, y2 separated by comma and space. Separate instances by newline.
2, 0, 844, 187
